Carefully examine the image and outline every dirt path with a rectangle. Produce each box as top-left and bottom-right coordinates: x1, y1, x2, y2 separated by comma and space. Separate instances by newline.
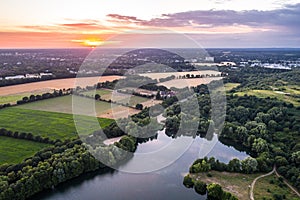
250, 166, 275, 200
274, 167, 300, 197
250, 166, 300, 200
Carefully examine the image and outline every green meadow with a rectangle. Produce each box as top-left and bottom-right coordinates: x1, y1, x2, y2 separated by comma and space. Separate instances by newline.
0, 107, 113, 140
0, 136, 51, 165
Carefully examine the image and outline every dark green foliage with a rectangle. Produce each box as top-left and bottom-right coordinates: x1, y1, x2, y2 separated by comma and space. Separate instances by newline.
117, 136, 137, 152
207, 183, 224, 200
0, 134, 138, 200
16, 89, 71, 105
183, 175, 194, 188
0, 128, 58, 145
135, 103, 143, 110
95, 94, 100, 100
206, 183, 238, 200
189, 159, 211, 173
194, 180, 207, 195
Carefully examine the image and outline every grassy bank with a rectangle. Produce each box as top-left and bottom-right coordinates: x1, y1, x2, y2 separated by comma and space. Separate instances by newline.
254, 174, 299, 200
190, 171, 262, 200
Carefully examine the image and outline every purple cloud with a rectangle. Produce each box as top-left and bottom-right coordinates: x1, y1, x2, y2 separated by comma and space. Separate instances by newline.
107, 3, 300, 31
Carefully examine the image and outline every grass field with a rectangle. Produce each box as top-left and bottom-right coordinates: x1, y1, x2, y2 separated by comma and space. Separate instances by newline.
82, 89, 150, 107
0, 94, 28, 104
190, 171, 262, 200
254, 174, 299, 200
0, 90, 53, 105
224, 83, 240, 91
0, 136, 51, 165
0, 107, 113, 140
234, 89, 300, 107
82, 89, 112, 100
18, 95, 140, 118
157, 77, 223, 89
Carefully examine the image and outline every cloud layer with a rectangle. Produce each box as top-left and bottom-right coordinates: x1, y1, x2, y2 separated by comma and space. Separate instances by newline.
107, 3, 300, 31
2, 3, 300, 48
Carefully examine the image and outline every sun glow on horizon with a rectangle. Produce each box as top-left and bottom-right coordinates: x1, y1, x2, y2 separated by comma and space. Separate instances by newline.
71, 38, 106, 48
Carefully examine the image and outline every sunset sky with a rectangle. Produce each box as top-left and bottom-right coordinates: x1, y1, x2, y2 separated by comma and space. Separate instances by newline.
0, 0, 300, 48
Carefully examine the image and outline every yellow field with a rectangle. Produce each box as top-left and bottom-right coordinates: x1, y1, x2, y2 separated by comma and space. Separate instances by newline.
19, 95, 140, 119
0, 76, 122, 96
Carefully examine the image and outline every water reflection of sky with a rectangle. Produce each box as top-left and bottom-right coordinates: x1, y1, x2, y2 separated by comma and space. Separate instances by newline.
36, 131, 249, 200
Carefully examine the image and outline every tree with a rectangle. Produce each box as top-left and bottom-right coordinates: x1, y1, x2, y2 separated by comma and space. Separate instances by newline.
268, 120, 278, 130
156, 91, 161, 100
183, 175, 194, 188
291, 151, 300, 165
207, 183, 223, 200
228, 158, 241, 172
190, 160, 211, 173
252, 138, 268, 154
275, 156, 288, 167
194, 180, 207, 195
95, 94, 100, 100
232, 106, 249, 124
22, 96, 29, 102
135, 103, 143, 110
29, 95, 36, 102
236, 126, 247, 141
241, 157, 258, 173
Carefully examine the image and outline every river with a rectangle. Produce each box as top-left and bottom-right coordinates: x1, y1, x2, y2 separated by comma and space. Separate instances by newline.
33, 129, 248, 200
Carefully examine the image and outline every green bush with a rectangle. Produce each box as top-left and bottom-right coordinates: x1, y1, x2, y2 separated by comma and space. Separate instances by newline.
194, 180, 207, 195
183, 175, 194, 188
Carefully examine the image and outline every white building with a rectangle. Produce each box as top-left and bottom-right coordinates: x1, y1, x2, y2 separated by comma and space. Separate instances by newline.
25, 74, 40, 78
5, 75, 25, 80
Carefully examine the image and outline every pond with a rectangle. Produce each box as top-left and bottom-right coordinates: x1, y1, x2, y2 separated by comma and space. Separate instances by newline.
33, 129, 248, 200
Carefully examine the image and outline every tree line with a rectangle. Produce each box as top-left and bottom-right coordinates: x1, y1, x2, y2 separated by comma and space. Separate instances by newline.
16, 89, 72, 105
183, 175, 238, 200
164, 84, 299, 190
0, 128, 59, 145
0, 134, 139, 200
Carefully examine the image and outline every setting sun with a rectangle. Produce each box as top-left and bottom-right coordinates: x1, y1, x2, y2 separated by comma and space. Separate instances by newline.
71, 38, 105, 48
83, 39, 104, 47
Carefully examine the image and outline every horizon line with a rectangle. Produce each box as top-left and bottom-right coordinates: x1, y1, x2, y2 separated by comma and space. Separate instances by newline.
1, 47, 300, 50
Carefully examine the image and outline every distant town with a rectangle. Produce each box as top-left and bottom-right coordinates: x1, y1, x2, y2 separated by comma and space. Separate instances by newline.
0, 48, 299, 83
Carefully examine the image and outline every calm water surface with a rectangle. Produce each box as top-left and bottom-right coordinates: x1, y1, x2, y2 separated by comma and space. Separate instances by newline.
34, 131, 248, 200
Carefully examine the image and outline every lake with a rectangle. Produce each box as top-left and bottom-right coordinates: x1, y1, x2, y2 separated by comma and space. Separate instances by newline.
33, 129, 248, 200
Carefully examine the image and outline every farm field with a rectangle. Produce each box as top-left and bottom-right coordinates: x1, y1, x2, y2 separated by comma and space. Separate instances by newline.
83, 88, 162, 110
254, 174, 299, 200
0, 107, 113, 140
18, 95, 140, 118
139, 70, 221, 80
0, 89, 53, 104
82, 89, 112, 100
0, 136, 51, 165
157, 77, 223, 88
0, 75, 122, 96
82, 89, 153, 107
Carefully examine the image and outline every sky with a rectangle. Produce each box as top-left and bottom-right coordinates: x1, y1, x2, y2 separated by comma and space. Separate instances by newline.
0, 0, 300, 48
